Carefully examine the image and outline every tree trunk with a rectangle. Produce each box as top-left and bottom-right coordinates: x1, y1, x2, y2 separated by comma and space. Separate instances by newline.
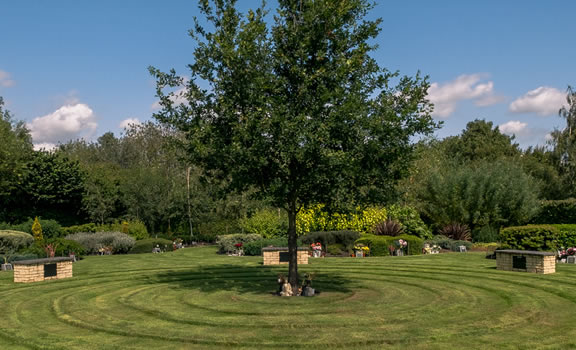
287, 201, 299, 292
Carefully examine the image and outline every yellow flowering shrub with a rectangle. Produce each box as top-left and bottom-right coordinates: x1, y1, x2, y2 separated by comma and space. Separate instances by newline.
296, 205, 387, 235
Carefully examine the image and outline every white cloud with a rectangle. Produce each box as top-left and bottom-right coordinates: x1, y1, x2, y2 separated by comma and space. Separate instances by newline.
119, 118, 141, 130
509, 87, 566, 116
499, 120, 528, 136
0, 70, 15, 87
498, 120, 552, 148
151, 81, 188, 110
427, 74, 502, 118
33, 143, 57, 151
27, 104, 98, 146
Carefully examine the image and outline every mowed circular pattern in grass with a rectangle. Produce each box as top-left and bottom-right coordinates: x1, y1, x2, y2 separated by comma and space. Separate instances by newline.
2, 247, 576, 349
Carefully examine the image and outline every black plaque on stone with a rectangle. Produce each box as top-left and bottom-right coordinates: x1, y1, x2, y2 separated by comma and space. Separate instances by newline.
513, 256, 526, 270
279, 252, 290, 262
44, 263, 57, 277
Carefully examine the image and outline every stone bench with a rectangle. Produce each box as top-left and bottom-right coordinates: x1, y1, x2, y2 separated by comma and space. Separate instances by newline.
496, 250, 555, 274
13, 257, 74, 283
262, 247, 308, 265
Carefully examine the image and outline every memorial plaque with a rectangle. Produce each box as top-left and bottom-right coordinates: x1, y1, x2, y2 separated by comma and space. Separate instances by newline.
512, 256, 526, 270
279, 252, 290, 262
44, 263, 57, 278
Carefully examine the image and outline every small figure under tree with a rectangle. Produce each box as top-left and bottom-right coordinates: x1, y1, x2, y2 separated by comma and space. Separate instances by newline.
150, 0, 438, 290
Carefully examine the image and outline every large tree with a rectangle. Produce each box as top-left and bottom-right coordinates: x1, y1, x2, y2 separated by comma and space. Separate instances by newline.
550, 85, 576, 196
150, 0, 437, 289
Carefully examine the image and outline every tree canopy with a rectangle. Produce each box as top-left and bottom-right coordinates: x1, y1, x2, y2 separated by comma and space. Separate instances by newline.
150, 0, 438, 287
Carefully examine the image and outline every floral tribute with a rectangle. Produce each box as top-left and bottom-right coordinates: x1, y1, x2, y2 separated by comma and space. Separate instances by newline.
310, 242, 323, 257
390, 239, 408, 256
353, 244, 370, 257
558, 247, 576, 262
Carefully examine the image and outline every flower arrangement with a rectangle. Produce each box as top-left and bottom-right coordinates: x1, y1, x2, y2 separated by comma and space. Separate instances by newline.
234, 243, 243, 248
310, 242, 322, 251
310, 242, 323, 257
353, 244, 370, 257
392, 239, 408, 256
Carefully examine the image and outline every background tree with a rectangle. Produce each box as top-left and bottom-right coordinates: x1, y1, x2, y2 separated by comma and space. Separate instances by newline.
442, 119, 520, 163
150, 0, 437, 288
0, 97, 33, 221
550, 85, 576, 197
417, 161, 540, 240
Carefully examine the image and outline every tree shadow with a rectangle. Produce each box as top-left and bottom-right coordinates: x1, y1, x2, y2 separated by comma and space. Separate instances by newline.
149, 264, 354, 295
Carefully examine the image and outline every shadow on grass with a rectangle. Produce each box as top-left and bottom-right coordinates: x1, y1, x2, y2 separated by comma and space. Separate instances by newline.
149, 264, 354, 295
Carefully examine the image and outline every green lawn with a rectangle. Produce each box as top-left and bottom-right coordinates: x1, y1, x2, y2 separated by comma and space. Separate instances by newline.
1, 247, 576, 349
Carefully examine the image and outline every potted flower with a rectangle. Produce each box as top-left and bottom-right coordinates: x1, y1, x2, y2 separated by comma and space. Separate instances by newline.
234, 243, 244, 256
354, 244, 368, 257
1, 255, 13, 271
394, 239, 408, 256
310, 242, 322, 258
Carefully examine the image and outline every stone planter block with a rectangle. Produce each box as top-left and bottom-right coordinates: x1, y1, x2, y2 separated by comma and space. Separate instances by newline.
496, 250, 555, 274
262, 247, 309, 265
13, 257, 74, 283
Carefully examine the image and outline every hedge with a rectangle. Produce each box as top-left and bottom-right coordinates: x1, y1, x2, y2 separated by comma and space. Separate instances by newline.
553, 224, 576, 248
426, 235, 472, 252
65, 232, 135, 254
354, 234, 423, 256
0, 230, 34, 254
532, 199, 576, 224
216, 234, 263, 254
499, 225, 558, 251
129, 238, 173, 254
243, 237, 305, 256
300, 231, 360, 251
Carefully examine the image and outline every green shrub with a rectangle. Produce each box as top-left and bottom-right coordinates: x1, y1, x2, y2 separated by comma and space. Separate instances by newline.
427, 235, 453, 250
62, 223, 98, 235
242, 237, 300, 256
449, 240, 472, 252
418, 161, 540, 231
471, 242, 501, 251
355, 234, 423, 256
129, 238, 173, 254
216, 234, 262, 253
326, 243, 345, 256
239, 208, 287, 238
300, 230, 360, 251
0, 218, 63, 238
373, 220, 404, 236
552, 224, 576, 248
48, 238, 86, 257
386, 205, 432, 238
66, 232, 136, 254
532, 199, 576, 224
8, 254, 40, 263
473, 225, 499, 243
499, 225, 558, 251
426, 235, 477, 252
97, 220, 149, 240
0, 230, 34, 256
439, 223, 471, 241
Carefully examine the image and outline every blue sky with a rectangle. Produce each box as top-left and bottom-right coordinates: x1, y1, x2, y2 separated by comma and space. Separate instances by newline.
1, 0, 574, 149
